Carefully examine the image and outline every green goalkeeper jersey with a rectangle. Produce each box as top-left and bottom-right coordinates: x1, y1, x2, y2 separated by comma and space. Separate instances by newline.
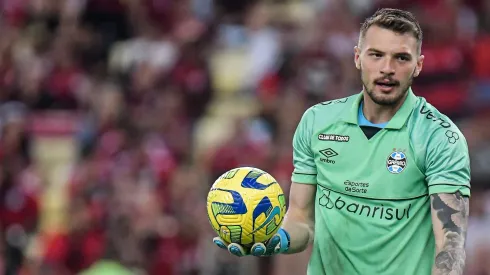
291, 89, 471, 275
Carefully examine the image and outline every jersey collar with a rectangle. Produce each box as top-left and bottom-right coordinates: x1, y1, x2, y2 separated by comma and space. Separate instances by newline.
342, 88, 418, 130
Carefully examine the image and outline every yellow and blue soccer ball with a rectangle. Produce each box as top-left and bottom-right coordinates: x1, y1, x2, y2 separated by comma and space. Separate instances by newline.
206, 167, 286, 247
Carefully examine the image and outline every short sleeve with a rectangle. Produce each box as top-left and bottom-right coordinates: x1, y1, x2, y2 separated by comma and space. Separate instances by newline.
291, 108, 317, 184
425, 128, 471, 196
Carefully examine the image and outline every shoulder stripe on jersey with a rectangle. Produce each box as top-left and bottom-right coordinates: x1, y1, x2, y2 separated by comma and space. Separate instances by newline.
293, 172, 317, 175
318, 184, 429, 201
428, 183, 471, 189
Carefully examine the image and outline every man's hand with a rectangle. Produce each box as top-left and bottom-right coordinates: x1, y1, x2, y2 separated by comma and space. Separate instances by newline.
213, 228, 290, 257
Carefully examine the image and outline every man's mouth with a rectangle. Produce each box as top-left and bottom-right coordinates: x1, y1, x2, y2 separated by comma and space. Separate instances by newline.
374, 79, 399, 91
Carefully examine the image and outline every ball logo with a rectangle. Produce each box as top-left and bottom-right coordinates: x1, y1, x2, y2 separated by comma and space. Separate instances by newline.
386, 151, 407, 174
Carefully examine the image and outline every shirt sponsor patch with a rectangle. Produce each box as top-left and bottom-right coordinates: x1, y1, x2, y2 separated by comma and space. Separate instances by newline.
318, 134, 350, 142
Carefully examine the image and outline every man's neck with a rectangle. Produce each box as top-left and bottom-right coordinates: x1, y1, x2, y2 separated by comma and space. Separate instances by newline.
362, 92, 407, 124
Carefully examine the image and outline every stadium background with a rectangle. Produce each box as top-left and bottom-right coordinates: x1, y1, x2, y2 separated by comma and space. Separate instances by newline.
0, 0, 489, 274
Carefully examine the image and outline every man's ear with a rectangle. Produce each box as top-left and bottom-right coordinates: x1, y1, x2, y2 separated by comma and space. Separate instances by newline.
414, 54, 424, 77
354, 46, 361, 70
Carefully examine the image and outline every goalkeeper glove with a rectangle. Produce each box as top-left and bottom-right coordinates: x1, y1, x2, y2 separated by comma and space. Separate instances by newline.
212, 228, 290, 257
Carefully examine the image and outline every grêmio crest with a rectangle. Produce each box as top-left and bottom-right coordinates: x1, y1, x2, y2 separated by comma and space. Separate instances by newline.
386, 150, 407, 174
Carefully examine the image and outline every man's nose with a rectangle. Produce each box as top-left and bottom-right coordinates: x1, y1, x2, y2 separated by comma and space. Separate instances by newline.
380, 58, 395, 75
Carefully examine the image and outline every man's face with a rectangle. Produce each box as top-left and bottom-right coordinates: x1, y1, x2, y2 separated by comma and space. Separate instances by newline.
355, 26, 424, 106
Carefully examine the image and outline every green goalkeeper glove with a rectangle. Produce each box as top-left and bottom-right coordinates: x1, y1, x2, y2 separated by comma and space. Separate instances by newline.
213, 228, 290, 257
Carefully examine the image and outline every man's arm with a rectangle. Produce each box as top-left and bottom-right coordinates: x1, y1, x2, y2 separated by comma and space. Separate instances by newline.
281, 182, 316, 254
431, 192, 470, 275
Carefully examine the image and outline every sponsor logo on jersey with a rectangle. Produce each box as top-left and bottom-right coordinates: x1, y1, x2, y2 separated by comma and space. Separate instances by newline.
320, 98, 348, 105
318, 187, 411, 221
445, 130, 460, 144
318, 134, 350, 142
386, 151, 407, 174
420, 106, 460, 145
344, 180, 369, 194
319, 148, 338, 164
420, 106, 451, 128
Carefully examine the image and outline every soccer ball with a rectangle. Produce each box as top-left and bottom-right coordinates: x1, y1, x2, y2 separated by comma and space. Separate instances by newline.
206, 167, 286, 247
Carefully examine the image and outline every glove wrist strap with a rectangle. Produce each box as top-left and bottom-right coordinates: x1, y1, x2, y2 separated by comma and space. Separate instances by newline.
278, 228, 291, 253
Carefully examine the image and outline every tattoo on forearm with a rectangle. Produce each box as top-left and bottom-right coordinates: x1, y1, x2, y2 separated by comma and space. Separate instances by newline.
431, 192, 469, 275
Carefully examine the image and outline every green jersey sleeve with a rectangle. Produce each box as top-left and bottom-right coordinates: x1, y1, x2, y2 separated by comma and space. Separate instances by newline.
425, 127, 471, 196
291, 107, 317, 184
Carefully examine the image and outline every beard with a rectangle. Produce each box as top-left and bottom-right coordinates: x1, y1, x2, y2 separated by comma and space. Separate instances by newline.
361, 67, 415, 106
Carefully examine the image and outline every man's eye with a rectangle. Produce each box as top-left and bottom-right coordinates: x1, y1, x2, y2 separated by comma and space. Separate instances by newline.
370, 53, 382, 58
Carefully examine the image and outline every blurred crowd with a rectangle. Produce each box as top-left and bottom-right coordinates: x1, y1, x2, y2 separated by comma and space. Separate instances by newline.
0, 0, 489, 274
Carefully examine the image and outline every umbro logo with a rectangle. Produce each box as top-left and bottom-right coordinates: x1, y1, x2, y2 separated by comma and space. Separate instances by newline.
319, 148, 338, 164
320, 148, 338, 158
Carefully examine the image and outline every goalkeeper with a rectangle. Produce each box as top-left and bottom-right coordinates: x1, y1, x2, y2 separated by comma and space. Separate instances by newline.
213, 8, 470, 275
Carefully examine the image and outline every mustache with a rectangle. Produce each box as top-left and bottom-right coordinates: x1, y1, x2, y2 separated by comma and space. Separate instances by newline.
374, 76, 400, 86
